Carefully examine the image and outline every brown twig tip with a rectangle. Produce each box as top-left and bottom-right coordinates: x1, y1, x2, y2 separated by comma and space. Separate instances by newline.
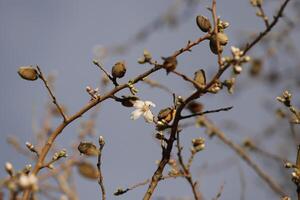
97, 136, 106, 200
181, 106, 233, 120
36, 66, 68, 122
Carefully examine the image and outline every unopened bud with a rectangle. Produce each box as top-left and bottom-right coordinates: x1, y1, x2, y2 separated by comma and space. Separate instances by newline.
18, 66, 38, 81
99, 136, 105, 146
196, 15, 211, 32
112, 61, 126, 78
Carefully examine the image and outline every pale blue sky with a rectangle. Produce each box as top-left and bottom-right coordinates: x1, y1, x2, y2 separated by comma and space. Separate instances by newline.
0, 0, 298, 199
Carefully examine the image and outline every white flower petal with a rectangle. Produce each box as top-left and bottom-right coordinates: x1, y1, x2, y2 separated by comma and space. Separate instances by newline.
131, 109, 143, 120
145, 101, 155, 107
143, 110, 154, 123
133, 100, 144, 109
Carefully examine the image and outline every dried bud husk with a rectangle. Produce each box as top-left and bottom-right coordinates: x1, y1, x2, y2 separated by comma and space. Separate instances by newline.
187, 101, 203, 114
196, 15, 211, 32
209, 38, 223, 55
112, 61, 126, 78
78, 142, 99, 156
193, 69, 206, 88
162, 56, 177, 74
191, 138, 205, 153
158, 107, 175, 124
119, 95, 139, 107
18, 66, 38, 81
77, 161, 99, 180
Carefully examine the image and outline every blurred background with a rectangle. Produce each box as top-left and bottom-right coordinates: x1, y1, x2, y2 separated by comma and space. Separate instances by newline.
1, 0, 300, 199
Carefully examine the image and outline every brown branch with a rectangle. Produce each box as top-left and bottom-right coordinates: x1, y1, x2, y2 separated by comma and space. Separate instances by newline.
211, 0, 223, 68
114, 175, 181, 196
142, 0, 290, 195
142, 78, 173, 94
93, 60, 118, 87
36, 66, 68, 122
201, 117, 286, 196
257, 4, 270, 28
176, 131, 202, 200
171, 70, 203, 90
97, 138, 106, 200
212, 182, 225, 200
243, 0, 290, 54
180, 106, 233, 120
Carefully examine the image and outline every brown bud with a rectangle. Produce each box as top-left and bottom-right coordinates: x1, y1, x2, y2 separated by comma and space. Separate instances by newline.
78, 142, 99, 156
119, 95, 139, 107
18, 66, 38, 81
209, 38, 223, 55
193, 69, 206, 88
77, 161, 99, 180
211, 33, 228, 46
162, 56, 177, 74
187, 101, 203, 114
111, 61, 126, 78
196, 15, 211, 32
157, 107, 175, 124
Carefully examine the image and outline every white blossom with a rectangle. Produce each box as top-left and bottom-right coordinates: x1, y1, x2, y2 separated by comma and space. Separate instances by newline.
130, 100, 155, 123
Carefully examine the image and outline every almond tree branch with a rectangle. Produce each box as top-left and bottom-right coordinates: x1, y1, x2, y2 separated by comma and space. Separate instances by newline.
211, 0, 223, 68
180, 106, 233, 120
97, 139, 106, 200
176, 131, 202, 200
201, 116, 286, 196
143, 0, 290, 198
36, 66, 68, 122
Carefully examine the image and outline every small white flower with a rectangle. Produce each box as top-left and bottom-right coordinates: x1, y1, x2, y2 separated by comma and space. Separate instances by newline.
131, 100, 155, 123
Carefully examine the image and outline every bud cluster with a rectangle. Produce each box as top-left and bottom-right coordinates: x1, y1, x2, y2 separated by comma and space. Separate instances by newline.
191, 137, 205, 154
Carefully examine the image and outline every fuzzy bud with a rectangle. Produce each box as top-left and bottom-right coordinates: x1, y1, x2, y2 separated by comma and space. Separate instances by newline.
78, 141, 99, 156
112, 61, 126, 78
99, 136, 105, 146
5, 162, 14, 176
196, 15, 211, 32
77, 161, 99, 180
18, 66, 38, 81
193, 69, 206, 88
162, 56, 177, 74
209, 38, 223, 55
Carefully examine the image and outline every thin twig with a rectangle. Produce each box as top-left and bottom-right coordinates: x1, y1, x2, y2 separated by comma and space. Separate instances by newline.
201, 116, 286, 196
257, 4, 270, 28
172, 70, 203, 90
36, 66, 68, 122
93, 60, 118, 87
114, 175, 181, 196
180, 106, 233, 120
243, 0, 290, 54
211, 0, 223, 68
212, 182, 225, 200
97, 138, 106, 200
176, 131, 202, 200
